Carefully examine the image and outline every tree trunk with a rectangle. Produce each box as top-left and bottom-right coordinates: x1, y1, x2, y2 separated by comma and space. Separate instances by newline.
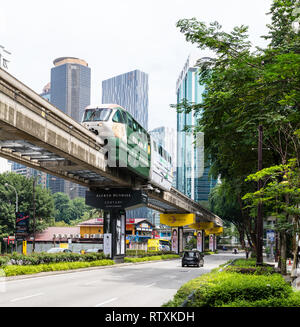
291, 216, 299, 276
279, 231, 287, 275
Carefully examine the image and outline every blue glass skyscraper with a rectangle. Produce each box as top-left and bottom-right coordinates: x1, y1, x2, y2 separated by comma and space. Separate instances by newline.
176, 55, 217, 202
51, 57, 91, 123
102, 69, 149, 218
50, 57, 91, 198
102, 69, 148, 130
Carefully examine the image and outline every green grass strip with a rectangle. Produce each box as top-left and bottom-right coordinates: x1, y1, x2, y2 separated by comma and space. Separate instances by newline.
124, 254, 179, 263
3, 259, 115, 277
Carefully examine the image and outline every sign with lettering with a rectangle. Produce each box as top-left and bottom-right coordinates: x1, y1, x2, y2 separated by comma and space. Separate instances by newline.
160, 213, 195, 227
86, 189, 148, 210
15, 212, 29, 239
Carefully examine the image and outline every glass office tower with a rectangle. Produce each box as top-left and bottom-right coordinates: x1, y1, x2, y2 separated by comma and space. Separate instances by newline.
102, 69, 149, 218
102, 69, 149, 130
176, 55, 217, 202
50, 57, 91, 198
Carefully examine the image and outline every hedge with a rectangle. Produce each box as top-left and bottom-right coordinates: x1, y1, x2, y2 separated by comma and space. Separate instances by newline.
124, 254, 179, 263
3, 259, 115, 276
125, 250, 174, 257
0, 252, 107, 267
163, 259, 300, 307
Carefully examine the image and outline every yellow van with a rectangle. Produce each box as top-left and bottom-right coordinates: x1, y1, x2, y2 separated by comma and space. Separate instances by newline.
147, 239, 171, 252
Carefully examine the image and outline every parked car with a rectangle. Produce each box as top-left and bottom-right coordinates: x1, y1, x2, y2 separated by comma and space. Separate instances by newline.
47, 247, 72, 253
84, 248, 102, 253
182, 250, 204, 267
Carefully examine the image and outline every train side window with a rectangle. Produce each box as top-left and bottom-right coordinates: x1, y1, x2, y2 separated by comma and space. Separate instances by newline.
132, 120, 138, 132
159, 145, 162, 156
112, 110, 124, 123
127, 114, 133, 129
120, 110, 127, 123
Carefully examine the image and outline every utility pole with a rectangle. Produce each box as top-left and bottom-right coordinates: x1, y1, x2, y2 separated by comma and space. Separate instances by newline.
256, 125, 264, 265
32, 178, 36, 253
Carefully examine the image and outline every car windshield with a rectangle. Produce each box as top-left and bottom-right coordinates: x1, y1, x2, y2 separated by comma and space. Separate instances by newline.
83, 108, 112, 122
184, 252, 197, 258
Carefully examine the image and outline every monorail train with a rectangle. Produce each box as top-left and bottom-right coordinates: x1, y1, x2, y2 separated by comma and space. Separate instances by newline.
81, 104, 173, 191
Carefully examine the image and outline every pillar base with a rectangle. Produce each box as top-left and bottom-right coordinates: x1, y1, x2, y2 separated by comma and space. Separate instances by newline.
113, 254, 125, 264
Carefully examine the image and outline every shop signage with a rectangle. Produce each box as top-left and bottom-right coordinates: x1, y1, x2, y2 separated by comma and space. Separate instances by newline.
86, 189, 148, 210
15, 212, 29, 238
160, 213, 195, 227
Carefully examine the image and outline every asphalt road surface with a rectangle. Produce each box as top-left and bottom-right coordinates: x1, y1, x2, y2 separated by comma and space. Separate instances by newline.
0, 252, 244, 307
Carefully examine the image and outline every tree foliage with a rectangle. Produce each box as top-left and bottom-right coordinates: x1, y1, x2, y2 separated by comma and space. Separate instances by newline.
53, 192, 93, 225
174, 0, 300, 267
0, 172, 55, 238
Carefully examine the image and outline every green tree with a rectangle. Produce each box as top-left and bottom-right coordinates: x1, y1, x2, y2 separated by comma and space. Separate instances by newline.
0, 172, 54, 239
53, 193, 94, 225
209, 180, 256, 250
174, 0, 300, 266
53, 192, 71, 224
243, 159, 300, 274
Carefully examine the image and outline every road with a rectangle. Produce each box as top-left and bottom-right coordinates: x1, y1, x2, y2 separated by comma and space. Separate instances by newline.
0, 252, 244, 307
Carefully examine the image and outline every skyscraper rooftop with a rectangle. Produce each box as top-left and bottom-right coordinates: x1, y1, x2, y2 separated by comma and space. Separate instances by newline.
53, 57, 88, 67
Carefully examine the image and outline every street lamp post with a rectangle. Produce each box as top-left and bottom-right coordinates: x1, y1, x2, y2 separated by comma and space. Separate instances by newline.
4, 183, 18, 252
5, 183, 18, 213
256, 125, 264, 266
32, 177, 37, 253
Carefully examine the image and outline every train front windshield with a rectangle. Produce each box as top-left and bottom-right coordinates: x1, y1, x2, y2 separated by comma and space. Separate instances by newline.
83, 108, 112, 122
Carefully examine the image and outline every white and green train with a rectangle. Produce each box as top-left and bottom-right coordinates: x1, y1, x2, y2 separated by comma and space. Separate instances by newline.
82, 104, 173, 191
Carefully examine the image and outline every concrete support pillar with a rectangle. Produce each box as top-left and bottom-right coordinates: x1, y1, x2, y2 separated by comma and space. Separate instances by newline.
103, 210, 126, 263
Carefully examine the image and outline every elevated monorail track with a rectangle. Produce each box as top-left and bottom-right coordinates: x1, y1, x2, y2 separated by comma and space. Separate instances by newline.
0, 68, 222, 226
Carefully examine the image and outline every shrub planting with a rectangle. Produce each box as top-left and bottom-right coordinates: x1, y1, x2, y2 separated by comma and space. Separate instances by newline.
125, 250, 174, 257
3, 259, 115, 277
0, 252, 107, 267
164, 259, 300, 307
124, 254, 179, 263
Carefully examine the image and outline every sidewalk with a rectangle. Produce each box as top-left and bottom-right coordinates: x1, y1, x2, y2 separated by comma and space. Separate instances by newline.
264, 255, 300, 290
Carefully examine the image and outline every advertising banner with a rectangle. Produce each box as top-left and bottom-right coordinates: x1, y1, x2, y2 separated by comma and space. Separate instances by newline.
209, 234, 214, 251
86, 189, 148, 210
104, 233, 112, 258
160, 214, 195, 227
171, 228, 178, 253
15, 212, 29, 239
190, 222, 214, 230
196, 230, 203, 252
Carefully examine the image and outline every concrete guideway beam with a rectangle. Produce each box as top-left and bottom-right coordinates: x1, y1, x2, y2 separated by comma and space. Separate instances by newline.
0, 68, 222, 226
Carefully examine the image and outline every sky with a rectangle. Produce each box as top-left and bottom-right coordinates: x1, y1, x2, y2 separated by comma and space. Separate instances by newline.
0, 0, 273, 171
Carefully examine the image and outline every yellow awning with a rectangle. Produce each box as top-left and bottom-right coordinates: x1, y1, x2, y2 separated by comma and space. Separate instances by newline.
189, 222, 214, 230
205, 227, 223, 235
160, 213, 195, 227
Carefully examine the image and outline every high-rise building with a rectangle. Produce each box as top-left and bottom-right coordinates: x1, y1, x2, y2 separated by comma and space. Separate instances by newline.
102, 69, 149, 218
51, 57, 91, 122
49, 57, 91, 199
176, 55, 217, 202
40, 83, 51, 102
102, 69, 149, 130
10, 162, 48, 188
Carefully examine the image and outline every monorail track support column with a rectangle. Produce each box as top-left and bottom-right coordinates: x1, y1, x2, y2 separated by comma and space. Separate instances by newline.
86, 188, 148, 263
103, 209, 126, 263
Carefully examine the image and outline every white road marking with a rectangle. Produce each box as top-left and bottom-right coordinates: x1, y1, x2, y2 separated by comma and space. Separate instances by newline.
10, 292, 44, 303
95, 297, 118, 307
145, 282, 156, 288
